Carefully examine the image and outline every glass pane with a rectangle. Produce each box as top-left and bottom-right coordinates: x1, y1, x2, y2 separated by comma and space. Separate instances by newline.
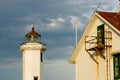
33, 36, 40, 42
118, 56, 120, 66
97, 24, 105, 45
114, 54, 120, 79
26, 36, 31, 42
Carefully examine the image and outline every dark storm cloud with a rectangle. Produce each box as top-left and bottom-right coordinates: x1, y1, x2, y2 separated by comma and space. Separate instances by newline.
0, 0, 117, 61
0, 0, 117, 67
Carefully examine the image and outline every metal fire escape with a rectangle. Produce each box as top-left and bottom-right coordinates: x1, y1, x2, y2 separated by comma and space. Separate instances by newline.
85, 30, 112, 64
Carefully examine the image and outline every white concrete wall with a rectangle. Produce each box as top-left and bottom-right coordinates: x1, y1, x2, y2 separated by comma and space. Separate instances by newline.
22, 49, 42, 80
21, 43, 45, 80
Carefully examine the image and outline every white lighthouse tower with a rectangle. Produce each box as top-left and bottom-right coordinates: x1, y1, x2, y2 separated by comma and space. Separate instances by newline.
20, 27, 46, 80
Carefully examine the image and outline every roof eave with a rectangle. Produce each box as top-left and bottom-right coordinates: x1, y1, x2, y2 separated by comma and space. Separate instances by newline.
69, 11, 120, 64
69, 11, 97, 64
95, 12, 120, 35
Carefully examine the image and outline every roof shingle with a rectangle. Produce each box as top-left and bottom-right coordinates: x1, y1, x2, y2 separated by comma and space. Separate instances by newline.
97, 11, 120, 31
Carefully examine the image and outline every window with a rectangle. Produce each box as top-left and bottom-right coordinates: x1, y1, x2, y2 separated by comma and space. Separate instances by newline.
34, 76, 38, 80
41, 53, 43, 62
26, 36, 31, 43
114, 54, 120, 80
97, 24, 105, 46
33, 35, 40, 42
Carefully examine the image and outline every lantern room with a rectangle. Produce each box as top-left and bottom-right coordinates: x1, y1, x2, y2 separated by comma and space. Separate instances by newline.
25, 27, 41, 43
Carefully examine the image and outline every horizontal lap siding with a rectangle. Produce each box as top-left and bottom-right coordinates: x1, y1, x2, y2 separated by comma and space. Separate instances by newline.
76, 47, 97, 80
112, 31, 120, 53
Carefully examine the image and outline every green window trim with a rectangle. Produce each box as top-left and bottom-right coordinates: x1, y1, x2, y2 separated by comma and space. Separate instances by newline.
114, 54, 120, 80
97, 24, 105, 46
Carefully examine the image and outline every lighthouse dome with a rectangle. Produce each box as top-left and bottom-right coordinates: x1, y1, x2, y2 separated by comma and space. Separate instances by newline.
25, 27, 41, 43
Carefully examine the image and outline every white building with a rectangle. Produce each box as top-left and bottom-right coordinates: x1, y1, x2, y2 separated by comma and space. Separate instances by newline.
69, 11, 120, 80
20, 27, 46, 80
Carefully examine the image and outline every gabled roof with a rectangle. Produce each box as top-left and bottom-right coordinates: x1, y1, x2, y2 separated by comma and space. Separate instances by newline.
97, 11, 120, 31
69, 11, 120, 64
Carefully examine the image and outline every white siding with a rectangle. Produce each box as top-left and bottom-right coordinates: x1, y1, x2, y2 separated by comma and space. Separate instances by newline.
71, 13, 120, 80
112, 31, 120, 53
98, 55, 106, 80
76, 49, 97, 80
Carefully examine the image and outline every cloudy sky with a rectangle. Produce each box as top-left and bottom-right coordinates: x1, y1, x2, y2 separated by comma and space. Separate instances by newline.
0, 0, 119, 80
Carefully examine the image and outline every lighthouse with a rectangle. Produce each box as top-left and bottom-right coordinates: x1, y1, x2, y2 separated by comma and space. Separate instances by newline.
20, 27, 46, 80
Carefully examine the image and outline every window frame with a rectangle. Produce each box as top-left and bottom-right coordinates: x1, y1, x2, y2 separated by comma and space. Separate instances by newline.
33, 35, 40, 42
113, 53, 120, 80
97, 24, 105, 46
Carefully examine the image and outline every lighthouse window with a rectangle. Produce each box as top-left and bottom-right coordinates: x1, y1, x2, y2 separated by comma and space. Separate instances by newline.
34, 76, 38, 80
114, 53, 120, 80
41, 53, 43, 62
33, 36, 39, 42
26, 36, 31, 43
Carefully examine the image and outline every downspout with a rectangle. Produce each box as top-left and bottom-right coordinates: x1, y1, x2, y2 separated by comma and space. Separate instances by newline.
105, 29, 109, 80
106, 29, 112, 80
106, 46, 109, 80
108, 30, 112, 80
